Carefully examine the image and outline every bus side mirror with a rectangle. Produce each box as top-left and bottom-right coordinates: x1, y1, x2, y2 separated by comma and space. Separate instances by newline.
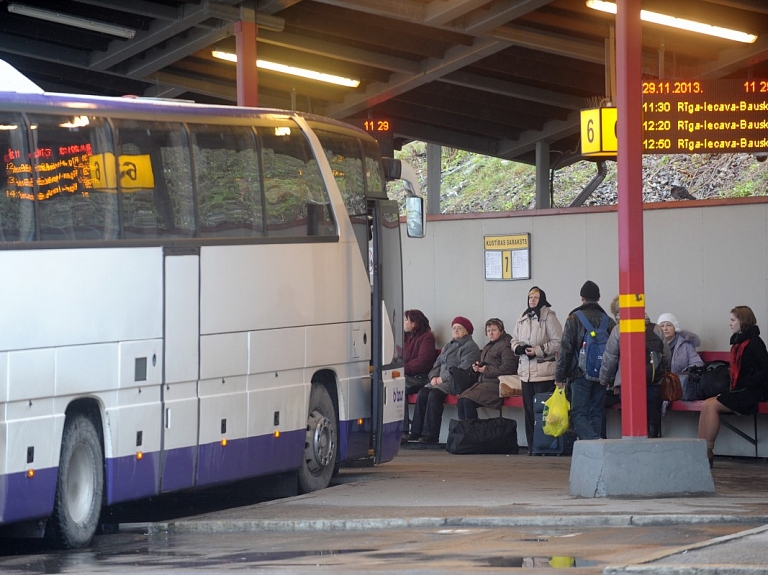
405, 196, 425, 238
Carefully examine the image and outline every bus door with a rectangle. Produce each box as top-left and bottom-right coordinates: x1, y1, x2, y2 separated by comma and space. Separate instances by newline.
370, 200, 405, 464
160, 246, 201, 492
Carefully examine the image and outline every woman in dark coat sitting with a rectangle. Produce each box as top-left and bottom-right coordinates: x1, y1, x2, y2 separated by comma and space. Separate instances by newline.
403, 309, 439, 436
698, 305, 768, 468
457, 318, 518, 420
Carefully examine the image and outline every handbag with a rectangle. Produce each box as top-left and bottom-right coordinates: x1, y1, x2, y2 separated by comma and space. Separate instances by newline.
685, 360, 730, 400
449, 366, 479, 395
659, 371, 683, 402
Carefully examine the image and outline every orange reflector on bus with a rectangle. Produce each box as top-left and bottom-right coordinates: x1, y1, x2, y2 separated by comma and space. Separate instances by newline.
357, 418, 364, 425
221, 438, 227, 447
274, 430, 280, 438
26, 469, 34, 478
136, 451, 143, 460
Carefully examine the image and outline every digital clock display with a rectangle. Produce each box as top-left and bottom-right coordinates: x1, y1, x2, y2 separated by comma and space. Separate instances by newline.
361, 119, 390, 132
642, 79, 768, 154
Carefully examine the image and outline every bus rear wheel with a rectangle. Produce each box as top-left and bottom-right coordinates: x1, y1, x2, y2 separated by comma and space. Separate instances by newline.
298, 385, 337, 493
47, 413, 104, 549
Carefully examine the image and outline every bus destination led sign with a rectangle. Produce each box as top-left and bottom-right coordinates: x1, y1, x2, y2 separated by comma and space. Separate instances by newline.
642, 79, 768, 154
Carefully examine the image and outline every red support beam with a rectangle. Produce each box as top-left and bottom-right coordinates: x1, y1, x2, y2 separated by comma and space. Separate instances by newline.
616, 0, 647, 437
235, 20, 258, 107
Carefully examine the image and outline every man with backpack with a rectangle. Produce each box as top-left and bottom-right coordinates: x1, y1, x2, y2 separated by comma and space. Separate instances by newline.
599, 297, 671, 438
555, 281, 616, 440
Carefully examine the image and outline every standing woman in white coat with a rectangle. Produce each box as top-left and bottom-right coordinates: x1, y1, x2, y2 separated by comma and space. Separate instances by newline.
511, 286, 563, 455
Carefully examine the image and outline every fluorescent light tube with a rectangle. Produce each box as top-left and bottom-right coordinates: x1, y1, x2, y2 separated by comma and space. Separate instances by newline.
586, 0, 757, 44
7, 3, 136, 39
211, 50, 361, 88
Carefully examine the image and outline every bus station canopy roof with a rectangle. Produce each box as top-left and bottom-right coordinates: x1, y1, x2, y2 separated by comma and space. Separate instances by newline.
2, 0, 768, 166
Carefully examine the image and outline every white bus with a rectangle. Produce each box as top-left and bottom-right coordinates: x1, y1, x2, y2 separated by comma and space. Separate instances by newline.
0, 63, 424, 548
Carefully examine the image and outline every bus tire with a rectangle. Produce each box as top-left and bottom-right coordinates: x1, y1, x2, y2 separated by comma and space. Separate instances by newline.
298, 385, 337, 493
47, 413, 104, 549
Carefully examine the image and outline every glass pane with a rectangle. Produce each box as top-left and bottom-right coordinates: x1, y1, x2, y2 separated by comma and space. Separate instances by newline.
314, 130, 366, 217
113, 120, 194, 239
362, 139, 385, 198
0, 113, 35, 241
190, 124, 263, 238
28, 114, 119, 241
315, 129, 368, 265
259, 125, 335, 237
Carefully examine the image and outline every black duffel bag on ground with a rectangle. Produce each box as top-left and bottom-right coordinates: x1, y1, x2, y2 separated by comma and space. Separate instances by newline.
685, 360, 730, 400
445, 417, 519, 455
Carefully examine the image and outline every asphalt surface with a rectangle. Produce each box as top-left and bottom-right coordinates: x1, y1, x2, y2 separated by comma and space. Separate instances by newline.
151, 442, 768, 574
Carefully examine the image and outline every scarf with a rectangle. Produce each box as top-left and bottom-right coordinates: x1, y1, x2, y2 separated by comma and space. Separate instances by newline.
524, 287, 551, 320
729, 330, 753, 390
730, 340, 749, 390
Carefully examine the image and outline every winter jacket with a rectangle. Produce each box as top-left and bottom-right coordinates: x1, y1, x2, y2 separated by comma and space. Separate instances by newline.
668, 330, 704, 375
729, 325, 768, 392
510, 306, 562, 383
555, 301, 616, 383
428, 334, 481, 394
459, 333, 518, 409
599, 318, 671, 387
404, 328, 439, 376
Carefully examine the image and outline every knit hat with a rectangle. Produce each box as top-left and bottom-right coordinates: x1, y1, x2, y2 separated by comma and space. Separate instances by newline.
580, 280, 600, 301
657, 313, 680, 332
451, 316, 474, 335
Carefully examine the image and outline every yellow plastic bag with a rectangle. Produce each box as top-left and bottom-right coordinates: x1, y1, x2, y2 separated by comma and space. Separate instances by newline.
542, 387, 570, 437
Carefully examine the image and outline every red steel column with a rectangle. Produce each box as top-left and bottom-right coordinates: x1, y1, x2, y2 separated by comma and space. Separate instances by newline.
616, 0, 647, 437
235, 19, 258, 107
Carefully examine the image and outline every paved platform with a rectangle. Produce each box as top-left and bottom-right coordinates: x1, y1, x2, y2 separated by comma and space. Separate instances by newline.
153, 442, 768, 573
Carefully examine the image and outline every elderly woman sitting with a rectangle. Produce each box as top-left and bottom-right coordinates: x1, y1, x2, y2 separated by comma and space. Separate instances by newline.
408, 316, 480, 444
457, 318, 518, 420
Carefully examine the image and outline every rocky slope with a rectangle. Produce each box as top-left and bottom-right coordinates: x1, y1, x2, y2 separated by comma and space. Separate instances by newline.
392, 142, 768, 211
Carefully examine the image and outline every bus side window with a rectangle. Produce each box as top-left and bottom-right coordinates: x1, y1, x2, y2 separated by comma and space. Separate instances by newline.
259, 126, 335, 238
0, 113, 35, 242
27, 114, 119, 242
113, 120, 194, 239
189, 124, 263, 238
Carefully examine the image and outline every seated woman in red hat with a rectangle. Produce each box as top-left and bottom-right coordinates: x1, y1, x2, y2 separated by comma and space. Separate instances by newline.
409, 316, 480, 444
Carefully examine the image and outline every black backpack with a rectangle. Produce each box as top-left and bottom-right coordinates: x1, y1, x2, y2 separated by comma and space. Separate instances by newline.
645, 322, 664, 384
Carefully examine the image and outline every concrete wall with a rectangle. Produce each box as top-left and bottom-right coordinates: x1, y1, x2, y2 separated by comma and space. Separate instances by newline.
403, 198, 768, 353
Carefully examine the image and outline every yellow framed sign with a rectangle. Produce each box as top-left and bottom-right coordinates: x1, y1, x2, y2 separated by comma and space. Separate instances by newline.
484, 233, 530, 280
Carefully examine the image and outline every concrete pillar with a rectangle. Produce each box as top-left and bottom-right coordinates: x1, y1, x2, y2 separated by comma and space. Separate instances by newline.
426, 143, 441, 215
535, 140, 551, 209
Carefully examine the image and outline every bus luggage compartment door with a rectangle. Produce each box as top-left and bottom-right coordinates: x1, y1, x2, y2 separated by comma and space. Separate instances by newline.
161, 247, 200, 492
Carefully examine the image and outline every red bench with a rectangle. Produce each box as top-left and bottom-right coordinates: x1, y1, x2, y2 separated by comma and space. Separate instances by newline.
666, 351, 768, 456
407, 351, 768, 456
406, 394, 523, 409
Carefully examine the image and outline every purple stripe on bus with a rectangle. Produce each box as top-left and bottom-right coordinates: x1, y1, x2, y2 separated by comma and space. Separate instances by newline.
338, 418, 370, 461
161, 446, 196, 492
0, 468, 57, 524
196, 430, 304, 486
377, 420, 402, 463
105, 452, 160, 505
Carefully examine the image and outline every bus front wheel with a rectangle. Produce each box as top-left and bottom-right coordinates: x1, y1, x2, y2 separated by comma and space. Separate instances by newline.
47, 413, 104, 549
298, 385, 337, 493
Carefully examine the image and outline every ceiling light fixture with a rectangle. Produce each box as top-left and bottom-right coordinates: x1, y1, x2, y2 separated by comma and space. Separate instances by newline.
586, 0, 757, 44
211, 50, 361, 88
7, 3, 136, 39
